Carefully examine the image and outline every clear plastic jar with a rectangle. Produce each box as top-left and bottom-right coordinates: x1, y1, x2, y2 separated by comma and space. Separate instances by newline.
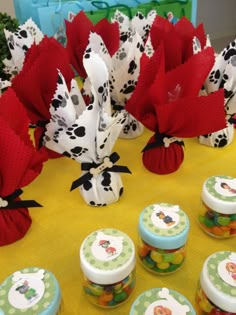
130, 287, 196, 315
199, 176, 236, 238
138, 203, 190, 275
195, 251, 236, 315
80, 228, 136, 308
0, 267, 61, 315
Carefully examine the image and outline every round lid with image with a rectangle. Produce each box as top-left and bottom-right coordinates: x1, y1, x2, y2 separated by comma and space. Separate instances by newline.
201, 175, 236, 214
200, 251, 236, 313
129, 287, 196, 315
80, 228, 136, 285
138, 203, 190, 249
0, 267, 61, 315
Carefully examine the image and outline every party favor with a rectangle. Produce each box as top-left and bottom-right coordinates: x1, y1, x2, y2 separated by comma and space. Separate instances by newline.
3, 18, 44, 78
44, 50, 131, 206
11, 36, 74, 157
196, 37, 236, 147
0, 88, 48, 246
126, 43, 226, 174
65, 10, 120, 79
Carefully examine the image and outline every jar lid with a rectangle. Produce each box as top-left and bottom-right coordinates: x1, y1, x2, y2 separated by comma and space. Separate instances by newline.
80, 228, 136, 285
200, 251, 236, 313
129, 287, 196, 315
138, 203, 190, 249
0, 267, 61, 315
202, 175, 236, 214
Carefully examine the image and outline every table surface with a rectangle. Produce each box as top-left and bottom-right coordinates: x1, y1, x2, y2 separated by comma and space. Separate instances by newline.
1, 128, 235, 315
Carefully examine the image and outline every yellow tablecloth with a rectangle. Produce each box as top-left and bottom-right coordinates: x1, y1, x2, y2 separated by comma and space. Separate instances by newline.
1, 129, 235, 315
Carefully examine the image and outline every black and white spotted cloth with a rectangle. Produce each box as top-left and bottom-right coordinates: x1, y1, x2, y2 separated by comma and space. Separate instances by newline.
44, 50, 130, 206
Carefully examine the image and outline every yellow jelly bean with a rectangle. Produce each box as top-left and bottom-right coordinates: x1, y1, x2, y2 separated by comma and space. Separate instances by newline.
157, 262, 170, 270
150, 251, 163, 263
199, 299, 213, 313
172, 252, 184, 265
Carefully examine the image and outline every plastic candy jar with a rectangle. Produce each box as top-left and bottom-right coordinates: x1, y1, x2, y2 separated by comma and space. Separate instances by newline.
195, 251, 236, 315
199, 175, 236, 238
0, 267, 62, 315
130, 287, 196, 315
80, 228, 136, 308
138, 203, 190, 275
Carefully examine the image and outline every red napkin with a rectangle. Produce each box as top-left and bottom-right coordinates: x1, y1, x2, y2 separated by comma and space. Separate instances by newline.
11, 36, 74, 158
0, 88, 48, 246
65, 10, 120, 78
150, 16, 206, 71
126, 44, 226, 174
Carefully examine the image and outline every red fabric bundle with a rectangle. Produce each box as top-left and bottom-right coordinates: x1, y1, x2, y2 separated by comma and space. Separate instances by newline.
65, 10, 120, 78
0, 88, 48, 246
150, 16, 206, 71
126, 44, 227, 174
11, 36, 74, 158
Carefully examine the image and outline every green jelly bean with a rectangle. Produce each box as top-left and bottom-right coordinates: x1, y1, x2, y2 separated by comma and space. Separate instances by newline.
114, 291, 128, 302
203, 217, 214, 228
230, 213, 236, 220
163, 253, 175, 263
198, 215, 205, 224
217, 216, 231, 226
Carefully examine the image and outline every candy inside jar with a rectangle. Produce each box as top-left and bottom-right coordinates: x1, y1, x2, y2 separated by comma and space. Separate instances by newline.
80, 228, 136, 308
138, 203, 190, 275
82, 269, 136, 307
199, 176, 236, 238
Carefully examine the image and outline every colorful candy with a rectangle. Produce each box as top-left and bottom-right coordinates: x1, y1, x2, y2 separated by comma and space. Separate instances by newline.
80, 228, 136, 308
138, 238, 186, 274
138, 203, 189, 275
82, 271, 136, 307
199, 176, 236, 239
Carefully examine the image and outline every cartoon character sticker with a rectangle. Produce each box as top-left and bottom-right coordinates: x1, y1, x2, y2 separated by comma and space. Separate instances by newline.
145, 288, 190, 315
215, 177, 236, 196
218, 253, 236, 286
8, 269, 45, 309
151, 205, 180, 229
91, 232, 123, 261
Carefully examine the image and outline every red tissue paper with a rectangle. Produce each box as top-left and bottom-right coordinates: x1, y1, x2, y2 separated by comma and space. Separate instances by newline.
65, 10, 120, 78
126, 43, 226, 175
0, 88, 48, 246
11, 36, 74, 158
149, 16, 207, 71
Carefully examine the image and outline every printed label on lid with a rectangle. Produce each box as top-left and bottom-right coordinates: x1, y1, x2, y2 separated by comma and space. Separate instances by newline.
8, 270, 45, 309
142, 204, 187, 237
82, 229, 134, 271
151, 204, 179, 229
131, 288, 194, 315
218, 253, 236, 287
91, 231, 123, 261
206, 176, 236, 201
207, 252, 236, 298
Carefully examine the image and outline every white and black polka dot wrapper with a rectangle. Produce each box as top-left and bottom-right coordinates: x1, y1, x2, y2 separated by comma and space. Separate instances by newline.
83, 22, 148, 139
44, 50, 131, 207
194, 37, 236, 147
3, 18, 44, 78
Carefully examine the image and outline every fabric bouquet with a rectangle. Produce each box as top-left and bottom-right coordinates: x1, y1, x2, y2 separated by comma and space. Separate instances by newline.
44, 49, 131, 206
145, 15, 207, 69
126, 43, 227, 174
0, 88, 48, 246
11, 36, 74, 158
195, 37, 236, 147
3, 18, 44, 79
65, 10, 120, 79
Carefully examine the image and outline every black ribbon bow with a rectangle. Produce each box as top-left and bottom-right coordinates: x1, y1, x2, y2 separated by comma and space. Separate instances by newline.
70, 152, 131, 191
142, 132, 184, 152
0, 189, 42, 210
